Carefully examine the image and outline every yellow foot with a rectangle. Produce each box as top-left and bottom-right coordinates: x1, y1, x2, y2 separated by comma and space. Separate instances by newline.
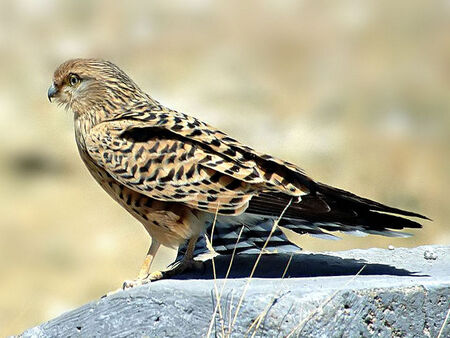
101, 260, 205, 296
122, 271, 164, 289
121, 259, 204, 290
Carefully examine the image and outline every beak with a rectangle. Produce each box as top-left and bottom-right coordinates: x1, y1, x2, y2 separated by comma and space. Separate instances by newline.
47, 84, 58, 102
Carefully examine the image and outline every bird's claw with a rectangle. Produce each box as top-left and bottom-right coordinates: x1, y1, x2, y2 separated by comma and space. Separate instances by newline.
102, 260, 204, 297
122, 271, 164, 290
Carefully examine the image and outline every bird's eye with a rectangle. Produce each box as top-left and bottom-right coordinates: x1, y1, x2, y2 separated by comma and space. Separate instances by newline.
68, 74, 80, 86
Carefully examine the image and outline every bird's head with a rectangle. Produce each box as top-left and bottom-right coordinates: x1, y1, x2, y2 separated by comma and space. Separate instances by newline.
48, 58, 144, 117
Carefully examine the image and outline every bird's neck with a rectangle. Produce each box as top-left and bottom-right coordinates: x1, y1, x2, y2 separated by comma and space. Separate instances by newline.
73, 109, 100, 152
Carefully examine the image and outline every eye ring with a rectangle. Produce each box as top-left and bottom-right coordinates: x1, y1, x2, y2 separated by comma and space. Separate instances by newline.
68, 74, 80, 86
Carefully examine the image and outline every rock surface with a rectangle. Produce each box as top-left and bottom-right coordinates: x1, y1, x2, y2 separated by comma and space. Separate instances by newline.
21, 245, 449, 337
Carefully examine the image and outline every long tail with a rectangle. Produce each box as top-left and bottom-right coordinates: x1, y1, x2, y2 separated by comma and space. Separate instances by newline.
246, 182, 428, 238
178, 183, 429, 259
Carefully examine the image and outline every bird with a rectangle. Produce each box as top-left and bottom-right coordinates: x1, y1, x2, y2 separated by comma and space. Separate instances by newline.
48, 58, 428, 286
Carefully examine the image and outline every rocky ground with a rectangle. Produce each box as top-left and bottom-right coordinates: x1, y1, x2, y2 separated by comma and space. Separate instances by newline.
20, 245, 449, 337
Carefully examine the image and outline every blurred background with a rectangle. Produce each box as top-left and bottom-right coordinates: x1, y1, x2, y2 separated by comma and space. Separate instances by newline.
0, 0, 449, 335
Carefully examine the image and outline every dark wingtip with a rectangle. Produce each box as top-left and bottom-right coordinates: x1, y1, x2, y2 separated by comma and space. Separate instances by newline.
315, 182, 432, 221
398, 210, 432, 221
421, 215, 432, 221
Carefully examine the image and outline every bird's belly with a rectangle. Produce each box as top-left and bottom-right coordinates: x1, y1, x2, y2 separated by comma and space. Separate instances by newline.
80, 152, 201, 247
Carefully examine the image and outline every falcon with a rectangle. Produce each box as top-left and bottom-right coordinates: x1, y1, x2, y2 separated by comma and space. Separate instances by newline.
48, 58, 428, 286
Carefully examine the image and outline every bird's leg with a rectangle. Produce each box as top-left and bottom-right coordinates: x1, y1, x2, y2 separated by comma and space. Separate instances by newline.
121, 236, 202, 290
149, 236, 203, 281
122, 239, 160, 289
137, 240, 161, 279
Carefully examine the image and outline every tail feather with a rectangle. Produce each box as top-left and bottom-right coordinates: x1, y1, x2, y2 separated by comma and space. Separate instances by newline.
176, 215, 301, 260
246, 182, 427, 235
178, 182, 429, 259
316, 182, 430, 220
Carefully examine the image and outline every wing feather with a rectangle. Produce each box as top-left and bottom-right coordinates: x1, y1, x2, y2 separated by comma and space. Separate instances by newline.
86, 120, 259, 214
111, 104, 314, 195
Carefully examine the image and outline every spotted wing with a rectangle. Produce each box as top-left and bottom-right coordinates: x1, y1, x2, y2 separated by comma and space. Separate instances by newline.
86, 121, 249, 214
85, 109, 312, 216
111, 103, 315, 193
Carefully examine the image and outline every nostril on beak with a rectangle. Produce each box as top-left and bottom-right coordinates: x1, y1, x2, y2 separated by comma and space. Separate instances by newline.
47, 84, 57, 102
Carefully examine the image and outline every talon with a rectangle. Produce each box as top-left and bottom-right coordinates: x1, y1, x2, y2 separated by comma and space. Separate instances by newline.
149, 270, 164, 281
122, 280, 134, 290
122, 276, 151, 290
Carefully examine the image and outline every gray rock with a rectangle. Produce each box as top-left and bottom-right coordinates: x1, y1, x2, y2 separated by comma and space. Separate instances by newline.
21, 245, 450, 337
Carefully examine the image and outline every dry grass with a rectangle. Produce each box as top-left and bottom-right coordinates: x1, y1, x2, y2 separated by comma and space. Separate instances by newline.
205, 197, 366, 337
286, 265, 366, 337
245, 253, 293, 337
437, 307, 450, 338
207, 200, 293, 337
229, 199, 293, 335
206, 225, 243, 337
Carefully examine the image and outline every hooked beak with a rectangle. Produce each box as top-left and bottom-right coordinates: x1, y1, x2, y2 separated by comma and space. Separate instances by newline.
47, 84, 58, 102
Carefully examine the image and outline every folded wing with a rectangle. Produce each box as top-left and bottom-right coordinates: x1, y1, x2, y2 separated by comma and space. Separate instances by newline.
86, 103, 428, 240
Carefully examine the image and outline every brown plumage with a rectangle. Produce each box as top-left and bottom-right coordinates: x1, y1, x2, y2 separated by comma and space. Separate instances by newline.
48, 58, 428, 285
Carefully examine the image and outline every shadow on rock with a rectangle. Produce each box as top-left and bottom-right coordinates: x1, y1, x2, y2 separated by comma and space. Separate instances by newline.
172, 253, 423, 280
